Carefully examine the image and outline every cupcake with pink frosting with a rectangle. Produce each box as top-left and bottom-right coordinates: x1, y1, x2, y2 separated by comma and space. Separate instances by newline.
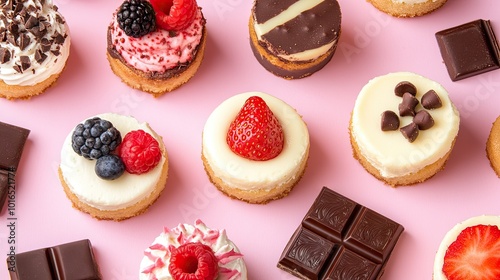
107, 0, 206, 97
139, 219, 247, 280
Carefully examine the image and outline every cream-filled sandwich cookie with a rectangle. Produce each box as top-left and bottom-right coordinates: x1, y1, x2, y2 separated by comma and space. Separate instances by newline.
0, 0, 71, 99
140, 220, 247, 280
202, 91, 309, 204
107, 0, 206, 97
59, 113, 168, 221
349, 72, 459, 187
433, 215, 500, 280
367, 0, 447, 17
249, 0, 341, 79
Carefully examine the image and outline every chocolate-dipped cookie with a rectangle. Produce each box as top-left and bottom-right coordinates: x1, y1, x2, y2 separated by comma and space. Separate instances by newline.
249, 0, 341, 79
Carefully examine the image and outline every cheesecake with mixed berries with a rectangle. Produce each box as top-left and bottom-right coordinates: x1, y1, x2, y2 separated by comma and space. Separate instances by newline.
107, 0, 207, 97
58, 113, 169, 221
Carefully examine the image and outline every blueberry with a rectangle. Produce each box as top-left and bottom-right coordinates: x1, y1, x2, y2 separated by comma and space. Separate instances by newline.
95, 155, 125, 180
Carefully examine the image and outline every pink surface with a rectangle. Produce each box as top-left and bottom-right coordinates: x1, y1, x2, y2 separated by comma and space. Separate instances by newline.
1, 0, 500, 279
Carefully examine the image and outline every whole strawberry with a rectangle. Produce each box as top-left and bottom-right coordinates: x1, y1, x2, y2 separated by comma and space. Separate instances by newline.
168, 242, 219, 280
118, 130, 162, 174
227, 96, 284, 161
150, 0, 198, 31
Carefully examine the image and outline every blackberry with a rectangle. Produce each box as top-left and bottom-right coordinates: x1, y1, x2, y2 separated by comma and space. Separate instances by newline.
117, 0, 156, 38
95, 155, 125, 180
72, 117, 122, 160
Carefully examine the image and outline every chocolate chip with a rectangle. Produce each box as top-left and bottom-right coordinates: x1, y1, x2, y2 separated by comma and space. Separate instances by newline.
399, 92, 419, 117
381, 110, 400, 131
35, 49, 47, 64
400, 122, 419, 143
20, 55, 30, 71
395, 81, 417, 97
24, 15, 39, 29
413, 110, 434, 130
0, 48, 11, 63
421, 90, 442, 109
40, 37, 51, 52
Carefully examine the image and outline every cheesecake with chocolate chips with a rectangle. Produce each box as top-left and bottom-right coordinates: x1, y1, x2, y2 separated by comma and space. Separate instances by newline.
0, 0, 70, 100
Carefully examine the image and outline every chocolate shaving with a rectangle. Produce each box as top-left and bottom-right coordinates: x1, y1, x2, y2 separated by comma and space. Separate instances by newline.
400, 122, 419, 143
51, 49, 60, 56
421, 90, 442, 109
18, 33, 30, 50
52, 31, 65, 45
13, 64, 22, 73
6, 33, 16, 46
0, 48, 11, 63
399, 92, 419, 117
55, 14, 65, 24
394, 81, 417, 97
413, 110, 434, 130
381, 110, 400, 131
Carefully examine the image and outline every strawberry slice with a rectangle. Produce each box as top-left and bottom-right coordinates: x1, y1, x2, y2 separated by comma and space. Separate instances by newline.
226, 96, 284, 161
443, 224, 500, 280
149, 0, 197, 31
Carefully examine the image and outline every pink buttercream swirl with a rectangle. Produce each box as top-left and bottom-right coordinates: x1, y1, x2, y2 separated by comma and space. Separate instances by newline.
140, 220, 247, 280
110, 8, 204, 73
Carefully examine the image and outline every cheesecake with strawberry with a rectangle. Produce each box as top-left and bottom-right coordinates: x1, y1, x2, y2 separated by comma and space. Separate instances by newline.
107, 0, 206, 97
433, 215, 500, 280
140, 220, 247, 280
202, 91, 310, 204
58, 113, 169, 221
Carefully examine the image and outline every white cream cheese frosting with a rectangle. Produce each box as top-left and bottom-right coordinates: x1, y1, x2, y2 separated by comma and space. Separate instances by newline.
59, 113, 167, 211
202, 91, 309, 192
433, 215, 500, 280
351, 72, 459, 178
140, 219, 247, 280
0, 0, 70, 86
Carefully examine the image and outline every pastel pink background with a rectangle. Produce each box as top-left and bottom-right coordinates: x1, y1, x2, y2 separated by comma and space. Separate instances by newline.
1, 0, 500, 279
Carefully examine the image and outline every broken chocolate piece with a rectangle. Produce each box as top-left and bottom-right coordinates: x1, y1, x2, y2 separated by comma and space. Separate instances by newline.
400, 122, 419, 143
381, 110, 400, 131
24, 15, 39, 29
414, 110, 434, 130
40, 37, 51, 52
0, 48, 11, 63
399, 92, 419, 117
436, 19, 500, 81
421, 90, 442, 109
18, 33, 30, 51
0, 121, 30, 171
35, 49, 47, 64
394, 81, 417, 97
278, 187, 404, 280
19, 55, 30, 71
7, 239, 102, 280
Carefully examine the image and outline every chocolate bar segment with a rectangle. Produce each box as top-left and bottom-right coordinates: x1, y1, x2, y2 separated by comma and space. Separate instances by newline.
0, 121, 30, 171
278, 187, 404, 280
8, 239, 101, 280
435, 19, 500, 81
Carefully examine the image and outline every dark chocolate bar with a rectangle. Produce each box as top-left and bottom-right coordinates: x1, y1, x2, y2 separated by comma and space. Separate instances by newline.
0, 121, 29, 213
7, 239, 101, 280
435, 19, 500, 81
278, 187, 404, 280
0, 121, 30, 171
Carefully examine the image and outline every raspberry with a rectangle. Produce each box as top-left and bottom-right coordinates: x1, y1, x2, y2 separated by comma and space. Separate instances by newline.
169, 243, 219, 280
118, 130, 162, 174
150, 0, 198, 31
227, 96, 284, 161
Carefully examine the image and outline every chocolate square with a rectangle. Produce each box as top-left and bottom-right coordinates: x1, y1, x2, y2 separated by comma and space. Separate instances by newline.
278, 187, 404, 280
0, 121, 30, 171
8, 239, 101, 280
435, 19, 500, 81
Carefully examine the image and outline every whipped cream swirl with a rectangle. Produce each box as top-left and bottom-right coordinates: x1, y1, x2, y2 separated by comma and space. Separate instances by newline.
0, 0, 70, 86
